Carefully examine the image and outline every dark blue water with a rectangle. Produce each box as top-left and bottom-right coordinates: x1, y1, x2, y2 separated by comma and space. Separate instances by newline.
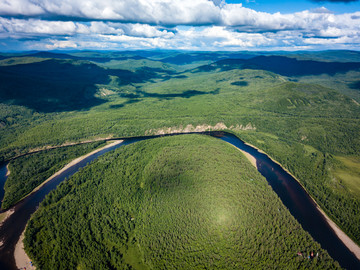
0, 164, 8, 208
217, 132, 360, 269
0, 133, 359, 269
0, 139, 140, 270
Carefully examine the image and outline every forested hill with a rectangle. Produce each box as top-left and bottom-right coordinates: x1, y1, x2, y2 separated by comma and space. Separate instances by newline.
0, 50, 359, 252
194, 55, 360, 76
24, 135, 340, 269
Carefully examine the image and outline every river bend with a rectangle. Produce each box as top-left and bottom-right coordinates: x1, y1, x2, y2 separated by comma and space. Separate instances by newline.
0, 132, 359, 269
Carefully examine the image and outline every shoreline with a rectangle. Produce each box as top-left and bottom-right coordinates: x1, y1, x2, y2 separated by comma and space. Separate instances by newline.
5, 132, 360, 265
226, 143, 257, 168
5, 164, 10, 177
0, 164, 12, 228
241, 139, 360, 260
15, 229, 35, 270
0, 208, 14, 231
8, 135, 115, 162
18, 140, 124, 202
13, 140, 124, 269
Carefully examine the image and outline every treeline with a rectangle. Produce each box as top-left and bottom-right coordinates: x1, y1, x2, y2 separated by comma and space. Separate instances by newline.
1, 141, 105, 209
25, 135, 339, 269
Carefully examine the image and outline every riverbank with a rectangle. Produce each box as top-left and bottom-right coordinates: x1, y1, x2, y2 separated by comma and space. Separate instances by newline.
317, 205, 360, 260
17, 140, 123, 202
12, 140, 124, 269
226, 143, 257, 168
241, 138, 360, 260
8, 135, 115, 162
2, 132, 359, 268
0, 208, 14, 230
5, 164, 9, 177
15, 229, 35, 270
0, 164, 12, 229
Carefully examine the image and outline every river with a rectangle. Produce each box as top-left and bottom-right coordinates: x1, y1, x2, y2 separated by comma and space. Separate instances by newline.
0, 132, 359, 269
0, 164, 8, 209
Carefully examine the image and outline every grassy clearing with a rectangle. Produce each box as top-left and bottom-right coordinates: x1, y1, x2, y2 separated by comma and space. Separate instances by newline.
333, 156, 360, 198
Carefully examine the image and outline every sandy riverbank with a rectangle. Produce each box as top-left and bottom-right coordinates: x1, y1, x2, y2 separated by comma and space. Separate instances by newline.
5, 164, 10, 177
241, 139, 360, 260
227, 143, 257, 168
19, 140, 123, 201
239, 149, 257, 168
13, 140, 124, 269
318, 205, 360, 260
0, 208, 14, 232
15, 230, 35, 270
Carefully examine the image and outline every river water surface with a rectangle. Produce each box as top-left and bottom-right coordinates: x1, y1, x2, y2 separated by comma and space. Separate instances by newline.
0, 132, 359, 269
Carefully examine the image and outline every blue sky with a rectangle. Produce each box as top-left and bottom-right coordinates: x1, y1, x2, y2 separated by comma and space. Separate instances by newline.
0, 0, 359, 51
228, 0, 360, 13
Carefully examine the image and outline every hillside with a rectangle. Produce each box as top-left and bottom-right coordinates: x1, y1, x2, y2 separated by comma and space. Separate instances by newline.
0, 50, 359, 265
24, 135, 339, 269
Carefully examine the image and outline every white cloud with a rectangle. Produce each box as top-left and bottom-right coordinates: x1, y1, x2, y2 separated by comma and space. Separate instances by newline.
0, 0, 359, 51
0, 0, 44, 16
0, 17, 80, 36
0, 0, 222, 25
111, 23, 175, 38
44, 39, 78, 49
0, 18, 174, 39
310, 7, 333, 13
0, 0, 359, 33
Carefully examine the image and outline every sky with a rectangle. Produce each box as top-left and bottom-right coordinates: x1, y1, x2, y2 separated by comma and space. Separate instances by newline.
0, 0, 359, 51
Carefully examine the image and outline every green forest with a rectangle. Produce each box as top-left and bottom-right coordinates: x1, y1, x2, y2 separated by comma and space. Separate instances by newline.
2, 141, 105, 209
0, 50, 359, 268
24, 135, 340, 269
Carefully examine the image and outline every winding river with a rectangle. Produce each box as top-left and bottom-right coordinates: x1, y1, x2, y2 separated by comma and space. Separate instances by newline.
0, 132, 359, 269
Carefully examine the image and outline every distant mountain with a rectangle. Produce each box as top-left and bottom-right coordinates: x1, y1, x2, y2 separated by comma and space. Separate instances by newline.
283, 50, 360, 63
0, 58, 154, 112
161, 52, 257, 65
194, 55, 360, 76
21, 51, 146, 63
29, 51, 82, 60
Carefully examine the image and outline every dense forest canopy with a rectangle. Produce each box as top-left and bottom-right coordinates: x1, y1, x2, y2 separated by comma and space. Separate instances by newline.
24, 135, 340, 269
0, 50, 359, 269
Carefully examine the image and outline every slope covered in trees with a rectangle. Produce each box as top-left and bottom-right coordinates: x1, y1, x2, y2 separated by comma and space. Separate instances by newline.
1, 141, 105, 209
24, 135, 339, 269
0, 51, 359, 265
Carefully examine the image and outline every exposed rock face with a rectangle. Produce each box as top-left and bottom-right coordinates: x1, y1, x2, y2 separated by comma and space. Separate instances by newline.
145, 122, 256, 135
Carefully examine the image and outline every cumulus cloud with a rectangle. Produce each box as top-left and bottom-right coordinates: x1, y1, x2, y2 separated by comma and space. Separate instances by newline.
0, 0, 44, 16
0, 0, 359, 31
0, 0, 359, 51
0, 0, 222, 25
0, 18, 174, 39
0, 17, 82, 36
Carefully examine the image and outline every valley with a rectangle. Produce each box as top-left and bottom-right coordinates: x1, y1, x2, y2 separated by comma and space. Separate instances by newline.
0, 50, 359, 269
